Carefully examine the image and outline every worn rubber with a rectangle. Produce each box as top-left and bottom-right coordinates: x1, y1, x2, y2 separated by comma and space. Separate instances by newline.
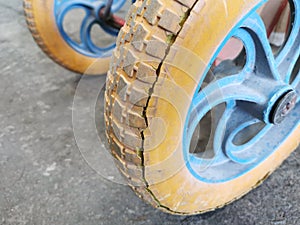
23, 0, 110, 75
105, 0, 300, 215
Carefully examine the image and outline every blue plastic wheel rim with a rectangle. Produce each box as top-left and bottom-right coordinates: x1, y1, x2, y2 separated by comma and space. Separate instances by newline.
183, 0, 300, 183
54, 0, 133, 58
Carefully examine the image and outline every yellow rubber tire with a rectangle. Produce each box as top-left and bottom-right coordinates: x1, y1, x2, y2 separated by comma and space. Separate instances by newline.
23, 0, 110, 75
105, 0, 300, 215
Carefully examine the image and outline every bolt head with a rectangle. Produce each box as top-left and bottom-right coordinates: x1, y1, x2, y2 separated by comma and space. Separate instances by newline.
270, 90, 297, 125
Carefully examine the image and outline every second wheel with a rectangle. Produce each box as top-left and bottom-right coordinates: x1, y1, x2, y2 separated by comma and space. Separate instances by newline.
23, 0, 131, 75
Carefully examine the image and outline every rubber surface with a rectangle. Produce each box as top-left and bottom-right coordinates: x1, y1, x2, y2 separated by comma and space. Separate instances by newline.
23, 0, 110, 75
105, 0, 300, 214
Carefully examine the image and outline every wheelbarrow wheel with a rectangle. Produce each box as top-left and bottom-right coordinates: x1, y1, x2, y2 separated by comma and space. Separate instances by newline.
23, 0, 128, 75
105, 0, 299, 214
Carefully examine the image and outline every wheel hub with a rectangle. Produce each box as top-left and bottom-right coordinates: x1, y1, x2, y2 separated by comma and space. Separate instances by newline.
270, 90, 298, 124
184, 0, 299, 183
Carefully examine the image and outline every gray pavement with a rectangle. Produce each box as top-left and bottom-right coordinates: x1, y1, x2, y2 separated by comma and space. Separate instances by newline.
0, 0, 300, 224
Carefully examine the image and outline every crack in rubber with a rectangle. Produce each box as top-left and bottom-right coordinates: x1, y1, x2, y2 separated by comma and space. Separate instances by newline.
139, 1, 198, 213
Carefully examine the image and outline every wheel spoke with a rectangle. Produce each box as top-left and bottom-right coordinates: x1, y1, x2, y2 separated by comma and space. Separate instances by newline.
189, 75, 266, 130
56, 0, 97, 17
296, 77, 300, 89
188, 99, 269, 166
211, 101, 236, 164
241, 13, 281, 81
223, 107, 269, 164
276, 0, 300, 83
80, 14, 96, 52
189, 103, 229, 166
206, 102, 268, 165
186, 73, 268, 162
294, 70, 300, 94
232, 28, 256, 72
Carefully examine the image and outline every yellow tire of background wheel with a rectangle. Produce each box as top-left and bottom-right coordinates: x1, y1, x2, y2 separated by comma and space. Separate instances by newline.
105, 0, 300, 215
23, 0, 110, 75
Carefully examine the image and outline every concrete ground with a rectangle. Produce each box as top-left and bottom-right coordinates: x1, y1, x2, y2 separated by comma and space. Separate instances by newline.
0, 0, 299, 224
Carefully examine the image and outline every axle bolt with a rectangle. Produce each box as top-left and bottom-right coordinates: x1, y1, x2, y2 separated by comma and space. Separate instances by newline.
270, 90, 297, 125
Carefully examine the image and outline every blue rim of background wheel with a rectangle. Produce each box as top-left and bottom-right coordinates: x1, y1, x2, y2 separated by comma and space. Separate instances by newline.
54, 0, 132, 58
183, 0, 300, 183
